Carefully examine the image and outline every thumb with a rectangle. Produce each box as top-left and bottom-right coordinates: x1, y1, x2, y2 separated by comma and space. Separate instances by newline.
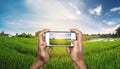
66, 47, 72, 54
72, 39, 78, 47
48, 47, 53, 54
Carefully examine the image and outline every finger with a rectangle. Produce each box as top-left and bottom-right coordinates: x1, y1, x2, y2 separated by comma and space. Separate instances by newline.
38, 29, 50, 44
72, 40, 78, 49
70, 29, 82, 42
70, 29, 82, 34
79, 43, 84, 53
43, 42, 47, 48
72, 39, 83, 53
39, 29, 50, 36
72, 39, 78, 46
66, 47, 70, 54
72, 39, 76, 45
39, 42, 47, 51
48, 46, 53, 54
66, 47, 72, 54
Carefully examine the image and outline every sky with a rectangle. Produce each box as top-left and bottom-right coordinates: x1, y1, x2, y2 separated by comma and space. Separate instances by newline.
0, 0, 120, 35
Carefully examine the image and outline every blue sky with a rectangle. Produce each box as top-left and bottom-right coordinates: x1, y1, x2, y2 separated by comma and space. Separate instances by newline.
0, 0, 120, 35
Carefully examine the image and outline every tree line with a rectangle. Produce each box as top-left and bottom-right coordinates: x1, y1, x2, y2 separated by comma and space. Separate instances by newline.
0, 31, 33, 38
99, 26, 120, 38
0, 26, 120, 38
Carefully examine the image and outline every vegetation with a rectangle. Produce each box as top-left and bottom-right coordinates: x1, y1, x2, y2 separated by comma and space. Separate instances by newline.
83, 35, 99, 41
50, 39, 71, 45
0, 25, 120, 38
0, 37, 120, 69
0, 31, 10, 37
116, 26, 120, 37
15, 33, 33, 38
0, 26, 120, 69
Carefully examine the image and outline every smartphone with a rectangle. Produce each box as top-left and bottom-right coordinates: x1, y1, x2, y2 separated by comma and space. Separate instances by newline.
45, 31, 76, 46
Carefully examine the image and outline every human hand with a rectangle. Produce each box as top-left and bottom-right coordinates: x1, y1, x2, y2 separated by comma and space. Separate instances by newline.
30, 29, 53, 69
37, 29, 53, 63
66, 29, 86, 69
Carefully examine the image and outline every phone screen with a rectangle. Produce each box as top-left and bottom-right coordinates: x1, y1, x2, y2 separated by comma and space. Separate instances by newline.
45, 31, 76, 46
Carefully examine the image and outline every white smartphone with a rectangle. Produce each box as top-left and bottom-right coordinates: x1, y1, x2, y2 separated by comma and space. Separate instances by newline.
45, 31, 76, 46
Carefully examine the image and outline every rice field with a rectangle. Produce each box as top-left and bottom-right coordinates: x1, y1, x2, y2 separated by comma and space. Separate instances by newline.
0, 37, 120, 69
50, 39, 71, 45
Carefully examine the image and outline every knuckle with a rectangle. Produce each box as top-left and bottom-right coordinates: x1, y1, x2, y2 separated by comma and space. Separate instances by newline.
78, 31, 82, 34
38, 32, 42, 36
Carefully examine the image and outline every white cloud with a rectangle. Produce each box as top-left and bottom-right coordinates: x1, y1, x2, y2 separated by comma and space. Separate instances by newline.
106, 21, 116, 26
89, 4, 102, 16
99, 24, 120, 34
69, 2, 73, 6
4, 0, 114, 35
26, 0, 78, 20
69, 2, 81, 15
110, 7, 120, 12
24, 0, 99, 33
103, 20, 116, 26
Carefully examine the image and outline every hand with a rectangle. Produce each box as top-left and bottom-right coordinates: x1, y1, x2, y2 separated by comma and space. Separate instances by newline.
67, 29, 83, 62
30, 29, 53, 69
66, 29, 86, 69
38, 29, 53, 63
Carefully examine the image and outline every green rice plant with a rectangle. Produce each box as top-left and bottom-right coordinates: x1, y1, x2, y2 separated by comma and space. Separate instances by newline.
50, 39, 71, 45
0, 37, 120, 69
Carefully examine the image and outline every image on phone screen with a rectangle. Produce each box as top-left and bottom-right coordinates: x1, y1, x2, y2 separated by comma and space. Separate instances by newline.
45, 32, 76, 46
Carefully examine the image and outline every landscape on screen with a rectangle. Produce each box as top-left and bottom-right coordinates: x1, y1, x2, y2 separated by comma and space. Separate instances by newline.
49, 33, 71, 45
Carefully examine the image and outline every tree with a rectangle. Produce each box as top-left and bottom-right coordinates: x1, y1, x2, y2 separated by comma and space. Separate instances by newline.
0, 31, 5, 36
16, 33, 18, 37
26, 33, 32, 38
1, 31, 4, 34
116, 26, 120, 37
17, 33, 33, 38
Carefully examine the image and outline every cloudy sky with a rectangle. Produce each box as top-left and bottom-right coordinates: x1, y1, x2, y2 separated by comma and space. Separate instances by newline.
0, 0, 120, 35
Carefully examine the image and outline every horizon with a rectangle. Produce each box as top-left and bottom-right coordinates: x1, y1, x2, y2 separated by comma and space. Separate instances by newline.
0, 0, 120, 35
0, 30, 116, 36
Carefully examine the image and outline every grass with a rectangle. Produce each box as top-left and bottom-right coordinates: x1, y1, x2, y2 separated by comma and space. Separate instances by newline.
50, 39, 71, 45
0, 37, 120, 69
